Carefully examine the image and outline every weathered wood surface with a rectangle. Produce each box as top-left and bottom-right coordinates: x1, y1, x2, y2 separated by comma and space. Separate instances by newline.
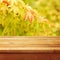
0, 36, 60, 53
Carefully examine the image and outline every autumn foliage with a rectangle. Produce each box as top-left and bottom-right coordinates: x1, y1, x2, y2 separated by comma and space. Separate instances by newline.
0, 0, 60, 36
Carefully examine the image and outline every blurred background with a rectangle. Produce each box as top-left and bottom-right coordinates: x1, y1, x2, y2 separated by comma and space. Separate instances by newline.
0, 0, 60, 36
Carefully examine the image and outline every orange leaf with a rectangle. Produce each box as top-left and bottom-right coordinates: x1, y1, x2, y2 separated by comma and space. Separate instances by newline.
3, 0, 10, 6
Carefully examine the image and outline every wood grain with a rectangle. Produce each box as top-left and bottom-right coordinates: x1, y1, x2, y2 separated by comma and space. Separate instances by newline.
0, 36, 60, 53
0, 54, 60, 60
0, 37, 60, 60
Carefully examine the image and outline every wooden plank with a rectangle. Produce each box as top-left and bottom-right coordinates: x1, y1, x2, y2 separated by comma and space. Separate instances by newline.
0, 36, 60, 53
0, 54, 60, 60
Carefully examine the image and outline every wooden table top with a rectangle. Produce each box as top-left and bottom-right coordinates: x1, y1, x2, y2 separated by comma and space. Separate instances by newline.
0, 36, 60, 53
